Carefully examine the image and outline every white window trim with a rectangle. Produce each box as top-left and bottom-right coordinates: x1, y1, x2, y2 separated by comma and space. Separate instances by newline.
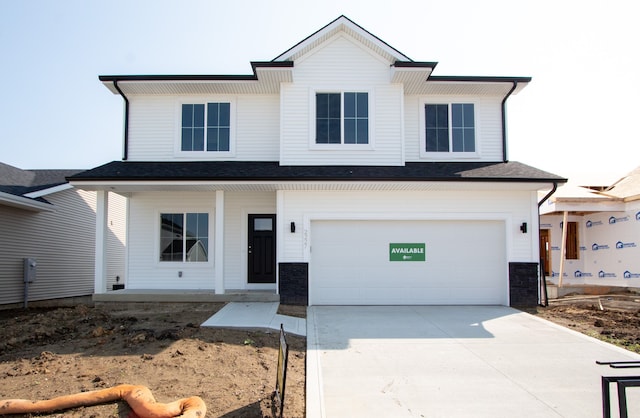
156, 210, 214, 267
419, 99, 480, 159
308, 87, 375, 150
174, 97, 236, 158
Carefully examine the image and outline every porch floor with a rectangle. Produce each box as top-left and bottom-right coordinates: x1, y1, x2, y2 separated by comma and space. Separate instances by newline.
92, 289, 279, 304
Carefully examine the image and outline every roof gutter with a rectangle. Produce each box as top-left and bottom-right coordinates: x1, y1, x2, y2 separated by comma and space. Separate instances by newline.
538, 182, 558, 208
501, 81, 519, 162
112, 80, 129, 161
537, 181, 558, 307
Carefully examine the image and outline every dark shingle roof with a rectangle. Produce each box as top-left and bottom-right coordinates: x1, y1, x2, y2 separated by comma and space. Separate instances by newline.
0, 162, 82, 197
68, 161, 566, 183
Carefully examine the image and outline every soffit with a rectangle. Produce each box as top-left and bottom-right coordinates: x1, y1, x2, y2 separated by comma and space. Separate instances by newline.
101, 67, 293, 96
405, 80, 528, 96
72, 180, 551, 195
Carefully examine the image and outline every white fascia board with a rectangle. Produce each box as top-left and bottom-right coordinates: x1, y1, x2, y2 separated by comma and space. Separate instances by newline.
0, 191, 55, 212
24, 183, 73, 199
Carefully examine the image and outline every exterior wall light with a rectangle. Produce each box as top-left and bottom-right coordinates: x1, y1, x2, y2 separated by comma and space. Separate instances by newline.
520, 222, 528, 233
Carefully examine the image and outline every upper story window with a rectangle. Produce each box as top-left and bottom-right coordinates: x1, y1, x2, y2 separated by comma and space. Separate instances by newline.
423, 102, 476, 155
181, 102, 230, 152
316, 92, 369, 144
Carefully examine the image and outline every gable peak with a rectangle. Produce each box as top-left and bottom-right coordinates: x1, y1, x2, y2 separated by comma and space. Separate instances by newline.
272, 15, 413, 64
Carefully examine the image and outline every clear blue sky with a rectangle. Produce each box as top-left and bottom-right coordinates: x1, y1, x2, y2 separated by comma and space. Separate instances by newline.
1, 0, 637, 185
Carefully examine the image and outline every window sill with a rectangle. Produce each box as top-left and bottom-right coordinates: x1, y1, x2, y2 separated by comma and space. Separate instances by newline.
309, 144, 374, 151
419, 152, 480, 160
174, 151, 236, 159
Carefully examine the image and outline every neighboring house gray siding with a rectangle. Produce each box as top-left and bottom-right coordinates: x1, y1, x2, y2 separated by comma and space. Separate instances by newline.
0, 188, 96, 305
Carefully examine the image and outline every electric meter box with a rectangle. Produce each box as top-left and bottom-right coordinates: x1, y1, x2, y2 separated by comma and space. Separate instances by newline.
23, 258, 37, 283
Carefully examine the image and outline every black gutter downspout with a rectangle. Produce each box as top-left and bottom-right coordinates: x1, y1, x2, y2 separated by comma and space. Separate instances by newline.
113, 80, 129, 161
501, 81, 518, 162
537, 182, 558, 307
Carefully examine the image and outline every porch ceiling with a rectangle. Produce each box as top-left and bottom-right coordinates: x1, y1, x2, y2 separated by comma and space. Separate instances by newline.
73, 180, 552, 195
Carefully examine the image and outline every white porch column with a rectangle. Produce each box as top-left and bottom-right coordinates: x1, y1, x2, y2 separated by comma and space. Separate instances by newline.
214, 190, 225, 294
94, 190, 108, 294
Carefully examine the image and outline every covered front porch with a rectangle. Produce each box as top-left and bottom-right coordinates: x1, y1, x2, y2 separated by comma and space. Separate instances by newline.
92, 289, 279, 304
90, 187, 280, 296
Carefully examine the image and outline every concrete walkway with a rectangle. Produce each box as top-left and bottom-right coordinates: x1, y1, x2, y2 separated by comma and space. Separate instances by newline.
201, 302, 306, 337
307, 306, 640, 418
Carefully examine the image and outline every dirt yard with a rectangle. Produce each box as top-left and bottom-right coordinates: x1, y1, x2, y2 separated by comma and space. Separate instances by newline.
1, 295, 640, 417
528, 293, 640, 354
0, 303, 306, 418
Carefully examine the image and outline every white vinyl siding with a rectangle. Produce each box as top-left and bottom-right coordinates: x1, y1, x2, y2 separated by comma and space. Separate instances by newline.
127, 192, 215, 290
126, 95, 279, 161
126, 191, 276, 291
280, 33, 403, 166
128, 96, 175, 160
279, 189, 536, 263
0, 189, 98, 306
404, 95, 503, 162
106, 192, 127, 291
223, 192, 277, 290
235, 95, 279, 160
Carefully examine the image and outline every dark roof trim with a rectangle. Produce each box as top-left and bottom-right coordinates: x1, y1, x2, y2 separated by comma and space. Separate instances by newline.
393, 61, 439, 69
98, 61, 294, 83
69, 161, 567, 184
427, 75, 532, 83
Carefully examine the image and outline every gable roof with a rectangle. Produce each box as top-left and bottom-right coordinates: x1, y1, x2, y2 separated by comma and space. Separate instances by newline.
273, 15, 413, 63
0, 162, 82, 211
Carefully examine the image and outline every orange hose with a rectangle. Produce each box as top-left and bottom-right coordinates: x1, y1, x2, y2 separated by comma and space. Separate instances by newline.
0, 384, 206, 417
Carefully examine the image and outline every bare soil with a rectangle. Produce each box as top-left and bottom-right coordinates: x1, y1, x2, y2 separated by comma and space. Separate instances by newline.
2, 295, 640, 417
525, 293, 640, 354
0, 303, 306, 417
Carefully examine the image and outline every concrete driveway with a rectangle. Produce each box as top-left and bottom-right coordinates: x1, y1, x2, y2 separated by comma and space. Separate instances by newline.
306, 306, 640, 418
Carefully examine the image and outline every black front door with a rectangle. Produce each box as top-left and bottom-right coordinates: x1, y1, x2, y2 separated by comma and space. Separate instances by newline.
248, 214, 276, 284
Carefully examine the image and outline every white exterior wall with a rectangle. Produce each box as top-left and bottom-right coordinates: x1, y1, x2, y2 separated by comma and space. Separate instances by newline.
106, 192, 127, 290
0, 189, 96, 306
404, 95, 504, 162
280, 33, 404, 166
127, 191, 216, 289
541, 203, 640, 287
279, 189, 537, 263
223, 191, 276, 290
126, 95, 280, 161
126, 191, 276, 291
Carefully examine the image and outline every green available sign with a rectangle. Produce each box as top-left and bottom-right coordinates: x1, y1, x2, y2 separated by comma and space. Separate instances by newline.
389, 243, 426, 262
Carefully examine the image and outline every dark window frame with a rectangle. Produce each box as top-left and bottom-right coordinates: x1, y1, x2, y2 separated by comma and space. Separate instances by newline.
424, 103, 476, 153
160, 212, 210, 263
181, 102, 231, 152
315, 92, 369, 145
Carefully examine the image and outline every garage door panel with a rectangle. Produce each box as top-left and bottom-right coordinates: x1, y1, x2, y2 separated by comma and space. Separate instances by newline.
310, 220, 506, 305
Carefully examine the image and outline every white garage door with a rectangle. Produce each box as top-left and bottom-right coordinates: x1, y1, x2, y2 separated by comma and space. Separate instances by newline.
309, 220, 507, 305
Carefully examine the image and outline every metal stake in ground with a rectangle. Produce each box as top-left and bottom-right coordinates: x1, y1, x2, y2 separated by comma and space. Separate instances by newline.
274, 324, 289, 418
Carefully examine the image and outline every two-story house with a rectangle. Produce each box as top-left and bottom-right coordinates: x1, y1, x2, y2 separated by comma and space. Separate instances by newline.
70, 16, 566, 306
